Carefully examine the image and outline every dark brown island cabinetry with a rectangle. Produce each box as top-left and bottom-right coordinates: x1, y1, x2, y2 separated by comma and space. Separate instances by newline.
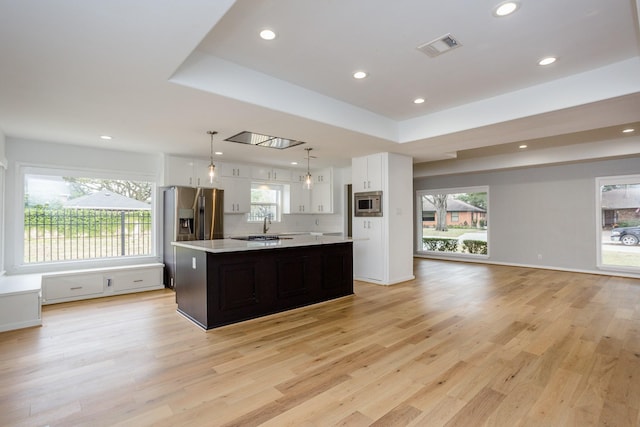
175, 242, 353, 329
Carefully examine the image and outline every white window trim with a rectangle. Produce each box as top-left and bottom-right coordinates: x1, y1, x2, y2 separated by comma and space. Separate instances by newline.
416, 185, 490, 259
595, 174, 640, 274
14, 162, 159, 273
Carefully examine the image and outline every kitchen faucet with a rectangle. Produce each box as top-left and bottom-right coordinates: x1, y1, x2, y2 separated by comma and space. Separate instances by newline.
262, 215, 271, 234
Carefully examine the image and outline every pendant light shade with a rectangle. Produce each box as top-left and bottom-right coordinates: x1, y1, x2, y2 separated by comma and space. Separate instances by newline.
303, 148, 313, 190
207, 131, 218, 183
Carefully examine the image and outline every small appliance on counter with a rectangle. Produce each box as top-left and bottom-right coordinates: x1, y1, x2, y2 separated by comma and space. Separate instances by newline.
163, 186, 224, 289
354, 191, 383, 217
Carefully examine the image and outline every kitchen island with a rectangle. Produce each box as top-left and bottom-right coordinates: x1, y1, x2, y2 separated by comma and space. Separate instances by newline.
172, 235, 353, 329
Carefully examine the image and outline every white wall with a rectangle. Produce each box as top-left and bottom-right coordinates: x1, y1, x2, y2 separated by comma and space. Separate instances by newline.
414, 156, 640, 276
0, 130, 6, 275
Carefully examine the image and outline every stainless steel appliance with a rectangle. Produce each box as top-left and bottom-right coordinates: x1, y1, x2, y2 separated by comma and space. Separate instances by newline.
354, 191, 383, 217
163, 186, 224, 289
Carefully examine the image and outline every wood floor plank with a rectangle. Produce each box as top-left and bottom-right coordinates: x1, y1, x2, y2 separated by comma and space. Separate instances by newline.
1, 259, 639, 426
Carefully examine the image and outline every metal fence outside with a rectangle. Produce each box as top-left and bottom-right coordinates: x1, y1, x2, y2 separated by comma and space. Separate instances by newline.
24, 207, 152, 263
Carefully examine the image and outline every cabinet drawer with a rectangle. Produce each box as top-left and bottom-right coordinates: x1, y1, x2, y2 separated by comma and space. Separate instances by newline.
43, 274, 104, 301
108, 268, 162, 292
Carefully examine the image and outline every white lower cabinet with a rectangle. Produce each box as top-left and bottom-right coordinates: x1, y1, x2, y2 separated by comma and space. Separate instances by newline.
44, 273, 104, 301
42, 264, 164, 304
0, 275, 42, 332
352, 217, 384, 282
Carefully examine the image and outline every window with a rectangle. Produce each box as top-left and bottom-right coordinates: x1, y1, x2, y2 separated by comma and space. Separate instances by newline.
597, 175, 640, 272
249, 183, 283, 222
417, 187, 489, 256
23, 172, 154, 264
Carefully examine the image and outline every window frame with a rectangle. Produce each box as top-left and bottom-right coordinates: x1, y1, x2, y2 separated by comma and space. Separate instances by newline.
595, 174, 640, 274
15, 163, 158, 271
248, 182, 284, 223
416, 185, 489, 259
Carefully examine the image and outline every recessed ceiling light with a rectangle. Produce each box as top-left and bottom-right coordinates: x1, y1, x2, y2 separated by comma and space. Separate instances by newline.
100, 135, 112, 140
259, 29, 276, 40
353, 71, 368, 79
291, 161, 298, 165
214, 151, 223, 155
519, 144, 528, 149
538, 57, 557, 66
622, 128, 635, 133
494, 1, 520, 16
413, 98, 425, 104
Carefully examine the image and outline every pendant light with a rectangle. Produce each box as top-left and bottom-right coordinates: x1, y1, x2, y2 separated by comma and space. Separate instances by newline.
207, 130, 218, 183
303, 147, 313, 190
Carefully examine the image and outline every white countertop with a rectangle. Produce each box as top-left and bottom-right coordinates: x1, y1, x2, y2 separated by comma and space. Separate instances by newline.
172, 235, 352, 254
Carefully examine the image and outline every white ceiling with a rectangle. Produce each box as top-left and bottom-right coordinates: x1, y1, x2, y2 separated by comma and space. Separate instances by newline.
0, 0, 639, 172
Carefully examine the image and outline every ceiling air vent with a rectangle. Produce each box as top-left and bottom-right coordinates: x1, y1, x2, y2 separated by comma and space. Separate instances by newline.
417, 33, 462, 58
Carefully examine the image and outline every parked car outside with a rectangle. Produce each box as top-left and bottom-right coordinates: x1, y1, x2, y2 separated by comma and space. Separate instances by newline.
611, 226, 640, 246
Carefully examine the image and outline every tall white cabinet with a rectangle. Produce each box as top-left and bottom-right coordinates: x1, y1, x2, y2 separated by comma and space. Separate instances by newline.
352, 153, 414, 285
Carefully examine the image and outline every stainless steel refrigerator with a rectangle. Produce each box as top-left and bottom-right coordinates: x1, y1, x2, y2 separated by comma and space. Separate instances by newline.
163, 186, 224, 289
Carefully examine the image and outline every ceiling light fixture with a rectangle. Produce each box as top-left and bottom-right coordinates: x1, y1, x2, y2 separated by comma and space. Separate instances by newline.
538, 56, 557, 66
414, 98, 425, 104
622, 128, 635, 133
304, 147, 313, 190
100, 135, 112, 140
291, 161, 298, 165
207, 130, 218, 183
353, 71, 367, 79
259, 29, 276, 40
519, 144, 528, 149
494, 1, 520, 16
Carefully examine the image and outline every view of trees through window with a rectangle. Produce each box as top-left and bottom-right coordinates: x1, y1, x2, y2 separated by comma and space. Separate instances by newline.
599, 178, 640, 270
249, 183, 282, 222
417, 188, 488, 255
23, 174, 153, 264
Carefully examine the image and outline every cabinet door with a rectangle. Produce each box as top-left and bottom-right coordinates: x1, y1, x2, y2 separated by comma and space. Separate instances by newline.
311, 182, 332, 213
219, 163, 249, 178
289, 182, 311, 213
271, 168, 291, 182
352, 154, 383, 191
43, 274, 104, 302
364, 154, 384, 191
252, 167, 290, 181
220, 177, 250, 213
352, 217, 384, 281
352, 156, 368, 192
108, 268, 163, 293
193, 159, 220, 188
164, 156, 196, 187
314, 168, 331, 184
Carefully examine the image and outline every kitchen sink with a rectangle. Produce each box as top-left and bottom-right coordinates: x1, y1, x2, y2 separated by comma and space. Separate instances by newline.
230, 235, 281, 241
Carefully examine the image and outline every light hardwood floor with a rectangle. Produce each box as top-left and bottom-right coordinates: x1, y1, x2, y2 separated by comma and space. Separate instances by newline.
1, 259, 640, 426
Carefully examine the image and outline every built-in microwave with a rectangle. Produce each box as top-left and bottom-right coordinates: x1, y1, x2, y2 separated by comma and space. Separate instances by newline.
354, 191, 383, 217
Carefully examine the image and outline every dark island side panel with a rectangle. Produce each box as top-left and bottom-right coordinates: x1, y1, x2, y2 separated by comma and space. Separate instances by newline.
175, 242, 353, 329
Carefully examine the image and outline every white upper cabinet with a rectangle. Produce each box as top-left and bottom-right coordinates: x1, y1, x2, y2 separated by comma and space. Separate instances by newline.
162, 155, 219, 188
289, 183, 311, 213
252, 166, 291, 182
219, 176, 250, 213
218, 162, 250, 178
193, 159, 220, 188
352, 153, 383, 192
287, 168, 333, 214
